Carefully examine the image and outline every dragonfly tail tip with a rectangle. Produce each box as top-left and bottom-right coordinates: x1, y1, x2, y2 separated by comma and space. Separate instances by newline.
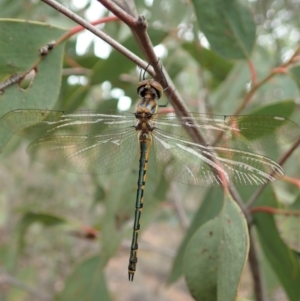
128, 272, 134, 282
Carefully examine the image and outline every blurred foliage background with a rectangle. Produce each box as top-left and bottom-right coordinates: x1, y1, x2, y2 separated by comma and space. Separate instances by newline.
0, 0, 299, 301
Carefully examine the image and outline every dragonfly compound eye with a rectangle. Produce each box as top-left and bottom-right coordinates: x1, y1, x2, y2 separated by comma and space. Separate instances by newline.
137, 79, 163, 100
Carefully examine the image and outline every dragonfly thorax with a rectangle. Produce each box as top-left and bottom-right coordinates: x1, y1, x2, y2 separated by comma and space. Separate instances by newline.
135, 110, 154, 132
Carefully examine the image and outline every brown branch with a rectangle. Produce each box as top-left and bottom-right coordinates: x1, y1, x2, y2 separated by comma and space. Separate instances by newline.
248, 230, 266, 301
97, 0, 137, 26
41, 0, 151, 72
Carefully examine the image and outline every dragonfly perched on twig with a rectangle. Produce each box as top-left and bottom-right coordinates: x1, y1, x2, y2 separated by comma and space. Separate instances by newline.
1, 79, 300, 281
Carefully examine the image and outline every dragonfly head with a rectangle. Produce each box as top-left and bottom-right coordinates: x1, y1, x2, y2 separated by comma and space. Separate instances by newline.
137, 79, 163, 100
136, 79, 162, 114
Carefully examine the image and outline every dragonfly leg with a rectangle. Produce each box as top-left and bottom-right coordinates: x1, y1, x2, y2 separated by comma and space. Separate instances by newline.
128, 138, 151, 281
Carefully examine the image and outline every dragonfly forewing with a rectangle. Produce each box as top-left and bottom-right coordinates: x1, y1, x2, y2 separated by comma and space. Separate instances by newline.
0, 109, 137, 140
153, 113, 300, 152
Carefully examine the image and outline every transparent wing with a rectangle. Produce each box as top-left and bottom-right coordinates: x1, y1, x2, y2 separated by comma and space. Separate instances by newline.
153, 130, 284, 186
153, 113, 300, 151
1, 109, 299, 180
0, 109, 136, 139
0, 109, 139, 174
27, 130, 138, 174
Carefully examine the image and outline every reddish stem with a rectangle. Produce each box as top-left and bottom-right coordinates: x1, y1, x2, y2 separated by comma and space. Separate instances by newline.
283, 175, 300, 187
251, 206, 300, 216
56, 16, 119, 45
248, 60, 257, 85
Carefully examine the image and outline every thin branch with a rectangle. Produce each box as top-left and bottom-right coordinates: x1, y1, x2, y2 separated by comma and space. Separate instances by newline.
248, 230, 266, 301
277, 136, 300, 167
41, 0, 152, 73
97, 0, 137, 26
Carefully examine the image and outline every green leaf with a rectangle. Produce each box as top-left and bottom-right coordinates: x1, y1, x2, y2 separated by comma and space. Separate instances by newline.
57, 255, 111, 301
191, 0, 256, 59
0, 19, 66, 110
253, 186, 300, 301
0, 19, 66, 149
249, 99, 297, 117
168, 188, 223, 284
17, 211, 66, 250
183, 194, 249, 301
182, 42, 233, 82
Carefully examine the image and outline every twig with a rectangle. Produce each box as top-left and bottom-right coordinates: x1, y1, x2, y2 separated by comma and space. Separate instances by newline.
41, 0, 153, 74
248, 230, 266, 301
97, 2, 172, 88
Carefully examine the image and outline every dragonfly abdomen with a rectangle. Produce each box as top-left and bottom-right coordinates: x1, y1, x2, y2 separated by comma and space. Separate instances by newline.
128, 134, 152, 281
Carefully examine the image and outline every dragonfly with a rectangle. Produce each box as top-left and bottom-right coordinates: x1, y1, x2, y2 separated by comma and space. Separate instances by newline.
1, 79, 300, 281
